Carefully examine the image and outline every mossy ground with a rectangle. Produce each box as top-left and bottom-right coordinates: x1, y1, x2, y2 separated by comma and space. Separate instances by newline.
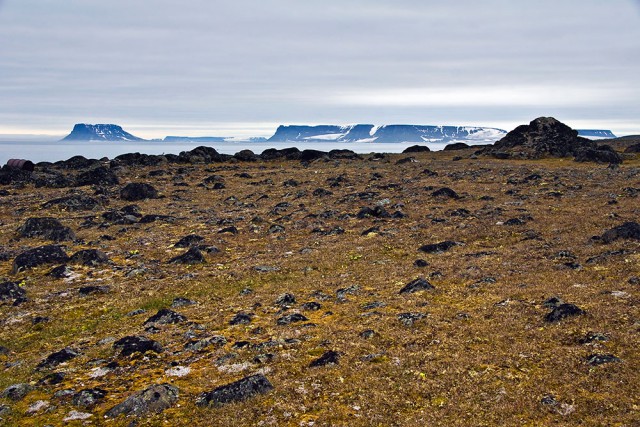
0, 150, 639, 426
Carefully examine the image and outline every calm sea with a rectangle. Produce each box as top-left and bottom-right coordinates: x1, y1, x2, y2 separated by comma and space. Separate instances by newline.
0, 139, 468, 165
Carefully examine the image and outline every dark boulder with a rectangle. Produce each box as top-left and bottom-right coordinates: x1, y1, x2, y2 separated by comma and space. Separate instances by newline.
55, 155, 101, 170
168, 247, 205, 264
487, 117, 602, 161
0, 166, 33, 185
17, 217, 76, 241
329, 149, 360, 160
34, 171, 74, 188
144, 309, 187, 325
37, 347, 79, 369
431, 187, 460, 199
173, 234, 204, 248
0, 281, 27, 305
42, 193, 101, 211
69, 249, 109, 266
399, 277, 435, 294
260, 147, 301, 161
75, 166, 119, 187
624, 143, 640, 153
544, 303, 584, 323
78, 285, 110, 296
357, 206, 391, 219
601, 222, 640, 243
178, 146, 229, 163
299, 149, 329, 162
309, 350, 340, 367
444, 142, 470, 151
120, 183, 159, 201
196, 374, 273, 407
12, 245, 69, 273
274, 293, 296, 307
574, 145, 622, 164
47, 264, 73, 279
234, 149, 258, 161
418, 241, 460, 254
113, 336, 163, 357
105, 384, 178, 418
277, 313, 308, 325
112, 152, 167, 167
398, 312, 426, 326
402, 145, 430, 154
229, 312, 253, 325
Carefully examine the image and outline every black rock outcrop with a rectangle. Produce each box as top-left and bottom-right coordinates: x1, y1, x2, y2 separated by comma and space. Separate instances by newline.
196, 374, 273, 407
486, 117, 622, 163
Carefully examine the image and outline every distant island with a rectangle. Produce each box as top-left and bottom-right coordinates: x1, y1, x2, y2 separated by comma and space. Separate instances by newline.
60, 123, 617, 143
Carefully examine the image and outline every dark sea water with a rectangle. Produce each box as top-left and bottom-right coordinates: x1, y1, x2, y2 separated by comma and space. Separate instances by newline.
0, 139, 466, 164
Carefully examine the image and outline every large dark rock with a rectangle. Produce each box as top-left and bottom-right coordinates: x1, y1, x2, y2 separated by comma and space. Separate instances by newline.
574, 145, 622, 164
196, 374, 273, 407
17, 217, 76, 242
75, 166, 119, 187
0, 166, 33, 185
105, 384, 178, 418
12, 245, 69, 273
120, 183, 159, 201
277, 313, 308, 325
402, 145, 430, 153
173, 234, 204, 248
42, 193, 101, 211
113, 336, 163, 357
586, 354, 622, 366
144, 309, 187, 325
37, 347, 79, 369
624, 143, 640, 153
544, 303, 584, 322
260, 147, 301, 161
69, 249, 109, 266
399, 277, 435, 294
168, 247, 205, 264
178, 146, 229, 163
299, 149, 329, 162
54, 155, 101, 170
0, 281, 27, 305
112, 152, 168, 167
487, 117, 607, 161
234, 149, 258, 161
444, 142, 470, 151
601, 222, 640, 243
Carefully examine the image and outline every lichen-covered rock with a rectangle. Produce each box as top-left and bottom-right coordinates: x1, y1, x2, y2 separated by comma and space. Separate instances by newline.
1, 383, 33, 401
72, 388, 107, 408
113, 336, 163, 357
12, 245, 69, 273
37, 347, 78, 369
601, 222, 640, 243
105, 384, 178, 418
17, 217, 76, 241
75, 166, 119, 187
144, 309, 187, 325
309, 350, 340, 367
120, 182, 159, 201
196, 374, 273, 407
544, 303, 584, 323
42, 193, 101, 211
0, 281, 27, 305
69, 249, 109, 266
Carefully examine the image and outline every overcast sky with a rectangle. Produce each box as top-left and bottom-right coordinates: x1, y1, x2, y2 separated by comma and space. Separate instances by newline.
1, 0, 639, 138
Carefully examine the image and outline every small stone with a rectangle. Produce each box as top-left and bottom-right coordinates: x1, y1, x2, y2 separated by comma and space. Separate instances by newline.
399, 277, 435, 294
414, 259, 429, 267
173, 234, 204, 248
301, 301, 322, 311
230, 312, 253, 325
0, 281, 27, 305
37, 347, 78, 369
542, 296, 564, 309
69, 249, 109, 266
431, 187, 460, 199
26, 400, 49, 415
165, 366, 191, 377
309, 350, 340, 367
277, 313, 308, 325
397, 312, 425, 326
144, 308, 187, 325
171, 297, 196, 308
168, 247, 205, 264
586, 354, 621, 366
360, 329, 376, 339
275, 293, 296, 307
63, 410, 93, 421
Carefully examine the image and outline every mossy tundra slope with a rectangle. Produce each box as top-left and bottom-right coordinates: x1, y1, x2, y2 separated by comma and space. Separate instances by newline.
0, 144, 639, 426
